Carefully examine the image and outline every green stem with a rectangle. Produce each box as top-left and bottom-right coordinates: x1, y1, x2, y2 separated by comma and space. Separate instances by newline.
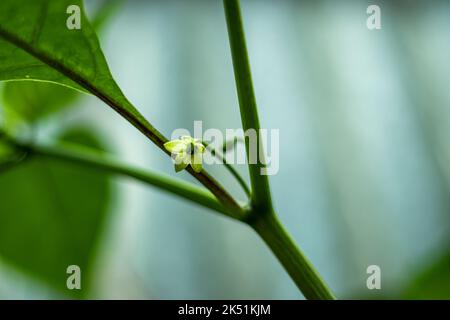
204, 142, 251, 197
8, 138, 239, 219
251, 212, 336, 300
223, 0, 272, 210
213, 150, 251, 198
224, 0, 336, 299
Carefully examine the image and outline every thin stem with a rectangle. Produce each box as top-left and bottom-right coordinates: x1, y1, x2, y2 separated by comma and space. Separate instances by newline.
203, 142, 251, 197
221, 136, 244, 153
211, 150, 251, 198
223, 0, 272, 210
6, 137, 239, 220
252, 212, 336, 300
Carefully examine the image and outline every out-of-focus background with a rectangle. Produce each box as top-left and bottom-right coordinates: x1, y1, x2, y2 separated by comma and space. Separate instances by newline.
0, 0, 449, 299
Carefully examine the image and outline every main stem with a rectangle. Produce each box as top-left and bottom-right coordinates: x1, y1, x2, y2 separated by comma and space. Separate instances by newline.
251, 212, 336, 300
223, 0, 272, 210
224, 0, 336, 299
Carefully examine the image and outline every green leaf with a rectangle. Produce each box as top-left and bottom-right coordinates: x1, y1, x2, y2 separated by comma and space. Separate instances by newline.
1, 0, 244, 219
0, 1, 118, 125
403, 250, 450, 299
0, 127, 111, 298
0, 0, 156, 139
0, 138, 13, 158
2, 81, 78, 123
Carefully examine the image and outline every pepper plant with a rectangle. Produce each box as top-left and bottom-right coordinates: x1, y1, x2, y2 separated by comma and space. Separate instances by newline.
0, 0, 335, 299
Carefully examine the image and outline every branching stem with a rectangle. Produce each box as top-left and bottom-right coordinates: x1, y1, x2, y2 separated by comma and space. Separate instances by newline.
2, 134, 239, 219
223, 0, 336, 299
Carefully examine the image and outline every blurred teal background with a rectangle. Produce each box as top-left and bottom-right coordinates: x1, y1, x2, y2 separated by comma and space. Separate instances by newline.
0, 0, 449, 299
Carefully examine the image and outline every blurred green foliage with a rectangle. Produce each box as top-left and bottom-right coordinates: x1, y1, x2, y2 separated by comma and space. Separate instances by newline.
403, 250, 450, 299
0, 0, 120, 297
0, 0, 449, 300
2, 81, 77, 124
0, 127, 111, 298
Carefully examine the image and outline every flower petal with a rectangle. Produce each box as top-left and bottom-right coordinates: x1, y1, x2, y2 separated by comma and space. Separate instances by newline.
181, 136, 194, 144
164, 140, 186, 153
174, 152, 190, 172
191, 153, 203, 173
175, 161, 189, 172
174, 152, 189, 164
195, 142, 205, 153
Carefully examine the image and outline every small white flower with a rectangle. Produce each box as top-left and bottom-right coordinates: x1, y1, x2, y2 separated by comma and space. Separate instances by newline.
164, 136, 205, 173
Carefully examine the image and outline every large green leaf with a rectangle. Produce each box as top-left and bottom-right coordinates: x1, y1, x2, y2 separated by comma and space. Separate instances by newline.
0, 0, 153, 134
0, 1, 119, 124
0, 128, 111, 298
